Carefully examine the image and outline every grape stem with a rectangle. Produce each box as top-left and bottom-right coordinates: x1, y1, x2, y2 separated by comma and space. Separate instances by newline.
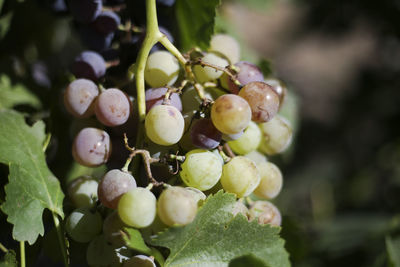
20, 242, 25, 267
223, 143, 236, 158
0, 242, 8, 253
218, 146, 231, 163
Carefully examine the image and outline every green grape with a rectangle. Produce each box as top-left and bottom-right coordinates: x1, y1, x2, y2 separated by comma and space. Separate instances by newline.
157, 186, 198, 227
205, 86, 226, 100
193, 53, 229, 83
211, 94, 252, 135
103, 211, 127, 248
184, 187, 207, 204
123, 255, 156, 267
248, 200, 281, 226
220, 156, 260, 198
258, 115, 293, 155
209, 34, 240, 64
145, 105, 184, 146
145, 51, 179, 88
118, 187, 156, 228
253, 162, 283, 199
181, 86, 212, 113
68, 175, 98, 208
231, 201, 249, 218
228, 121, 262, 155
244, 151, 267, 165
180, 149, 222, 191
86, 235, 118, 266
65, 207, 102, 243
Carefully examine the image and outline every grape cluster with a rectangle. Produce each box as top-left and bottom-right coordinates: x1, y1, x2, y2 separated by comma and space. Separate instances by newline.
62, 2, 292, 264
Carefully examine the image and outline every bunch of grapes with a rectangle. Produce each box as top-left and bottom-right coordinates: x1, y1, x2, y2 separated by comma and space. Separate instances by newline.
61, 0, 294, 265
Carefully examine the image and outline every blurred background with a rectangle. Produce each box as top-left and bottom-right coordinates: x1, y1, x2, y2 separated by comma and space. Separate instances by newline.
0, 0, 400, 266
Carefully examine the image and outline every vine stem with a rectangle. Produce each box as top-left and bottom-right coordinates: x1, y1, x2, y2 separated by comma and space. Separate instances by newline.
52, 213, 69, 267
0, 242, 8, 253
20, 242, 25, 267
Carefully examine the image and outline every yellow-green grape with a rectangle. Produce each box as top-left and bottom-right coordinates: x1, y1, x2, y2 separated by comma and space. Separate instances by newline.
68, 175, 98, 208
157, 186, 198, 227
249, 200, 281, 226
258, 115, 293, 155
65, 207, 102, 243
209, 34, 240, 64
180, 149, 223, 191
145, 105, 184, 146
244, 151, 267, 165
145, 51, 179, 88
193, 53, 229, 83
184, 187, 207, 205
231, 201, 249, 218
253, 162, 283, 199
211, 94, 251, 135
228, 121, 262, 155
220, 156, 260, 198
118, 187, 156, 228
181, 86, 212, 113
205, 86, 226, 100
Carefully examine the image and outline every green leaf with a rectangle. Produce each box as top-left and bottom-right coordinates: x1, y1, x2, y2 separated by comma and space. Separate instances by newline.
0, 110, 64, 244
122, 228, 165, 266
176, 0, 221, 51
386, 235, 400, 267
0, 75, 42, 109
0, 250, 17, 267
150, 191, 290, 267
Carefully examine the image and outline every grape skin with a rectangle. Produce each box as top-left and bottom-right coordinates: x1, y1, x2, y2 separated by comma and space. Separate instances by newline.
253, 162, 283, 199
258, 115, 293, 155
180, 149, 223, 191
211, 94, 251, 135
228, 121, 262, 155
118, 187, 156, 228
209, 34, 240, 64
239, 81, 280, 123
145, 105, 184, 146
65, 207, 102, 243
220, 156, 260, 198
145, 51, 180, 88
72, 127, 111, 167
231, 201, 249, 217
93, 11, 121, 35
69, 0, 102, 24
63, 79, 99, 118
190, 118, 222, 150
264, 78, 286, 107
157, 186, 198, 227
244, 150, 267, 165
98, 169, 137, 209
249, 200, 281, 226
193, 53, 229, 83
71, 51, 106, 81
68, 175, 98, 208
95, 88, 131, 127
145, 87, 182, 112
227, 61, 264, 94
123, 255, 156, 267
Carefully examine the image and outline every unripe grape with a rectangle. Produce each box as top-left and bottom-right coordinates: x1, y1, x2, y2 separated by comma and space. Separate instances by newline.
180, 149, 222, 191
258, 115, 293, 155
145, 51, 179, 88
244, 151, 267, 165
211, 94, 251, 135
72, 127, 111, 167
227, 61, 264, 94
231, 201, 249, 218
193, 53, 229, 83
68, 175, 98, 208
209, 34, 240, 64
98, 169, 137, 209
254, 162, 283, 199
65, 207, 102, 243
249, 200, 281, 226
63, 79, 99, 118
118, 187, 156, 228
95, 88, 131, 127
220, 156, 260, 198
184, 187, 207, 204
228, 121, 262, 155
145, 105, 184, 146
103, 211, 127, 247
239, 81, 280, 123
157, 186, 198, 226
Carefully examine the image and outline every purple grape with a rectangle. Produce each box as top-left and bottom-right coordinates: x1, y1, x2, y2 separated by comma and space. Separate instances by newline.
78, 25, 114, 52
71, 51, 106, 81
190, 119, 222, 149
64, 78, 99, 118
31, 61, 51, 88
68, 0, 102, 24
72, 127, 111, 167
145, 87, 182, 112
228, 61, 264, 94
157, 0, 176, 7
92, 11, 121, 35
95, 88, 131, 127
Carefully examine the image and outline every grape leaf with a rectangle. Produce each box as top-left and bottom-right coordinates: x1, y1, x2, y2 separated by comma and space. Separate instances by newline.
0, 250, 17, 267
386, 235, 400, 267
175, 0, 221, 51
0, 110, 64, 244
0, 75, 41, 109
150, 191, 290, 267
